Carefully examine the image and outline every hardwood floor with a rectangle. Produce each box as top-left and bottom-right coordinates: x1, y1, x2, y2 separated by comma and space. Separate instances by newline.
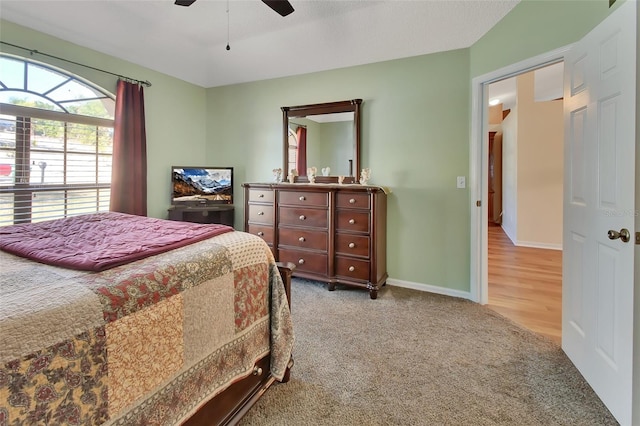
487, 225, 562, 345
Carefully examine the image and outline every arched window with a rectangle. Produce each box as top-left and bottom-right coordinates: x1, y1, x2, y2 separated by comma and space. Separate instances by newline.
0, 54, 115, 226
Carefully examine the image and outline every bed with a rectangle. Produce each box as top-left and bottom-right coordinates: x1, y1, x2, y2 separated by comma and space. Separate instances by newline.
0, 212, 294, 425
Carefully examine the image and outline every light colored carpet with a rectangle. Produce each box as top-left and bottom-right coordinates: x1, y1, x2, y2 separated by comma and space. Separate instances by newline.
240, 279, 617, 426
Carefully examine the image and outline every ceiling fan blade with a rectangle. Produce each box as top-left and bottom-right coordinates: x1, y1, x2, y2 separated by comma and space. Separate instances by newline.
175, 0, 196, 6
261, 0, 294, 17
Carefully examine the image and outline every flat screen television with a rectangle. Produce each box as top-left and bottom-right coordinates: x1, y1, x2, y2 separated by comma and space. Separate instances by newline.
171, 166, 233, 206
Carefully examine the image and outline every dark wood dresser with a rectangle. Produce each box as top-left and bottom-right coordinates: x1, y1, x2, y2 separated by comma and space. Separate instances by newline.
243, 183, 387, 299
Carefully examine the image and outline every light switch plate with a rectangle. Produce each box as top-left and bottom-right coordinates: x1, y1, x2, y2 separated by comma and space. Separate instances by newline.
456, 176, 466, 189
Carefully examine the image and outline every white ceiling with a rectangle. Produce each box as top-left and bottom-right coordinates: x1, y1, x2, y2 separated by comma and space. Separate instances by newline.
0, 0, 520, 88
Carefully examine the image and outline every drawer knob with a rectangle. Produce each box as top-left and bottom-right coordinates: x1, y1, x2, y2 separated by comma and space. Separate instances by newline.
349, 198, 356, 204
258, 194, 264, 198
298, 258, 305, 265
348, 266, 355, 272
299, 215, 306, 220
299, 236, 305, 242
257, 231, 264, 236
258, 211, 264, 216
299, 196, 306, 201
253, 366, 263, 376
349, 218, 355, 224
348, 242, 355, 248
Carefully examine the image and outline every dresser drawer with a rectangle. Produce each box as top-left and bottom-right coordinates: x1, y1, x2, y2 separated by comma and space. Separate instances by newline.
335, 234, 370, 258
247, 204, 273, 225
279, 228, 328, 251
244, 182, 387, 299
279, 207, 328, 228
278, 248, 328, 275
248, 189, 274, 203
246, 224, 274, 244
335, 256, 370, 281
336, 192, 370, 210
279, 191, 328, 207
336, 210, 370, 233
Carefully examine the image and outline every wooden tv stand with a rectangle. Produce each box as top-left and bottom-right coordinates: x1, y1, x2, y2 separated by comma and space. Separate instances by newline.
168, 205, 235, 228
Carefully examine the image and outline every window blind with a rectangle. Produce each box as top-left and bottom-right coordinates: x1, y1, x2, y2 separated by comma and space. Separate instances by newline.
0, 115, 113, 226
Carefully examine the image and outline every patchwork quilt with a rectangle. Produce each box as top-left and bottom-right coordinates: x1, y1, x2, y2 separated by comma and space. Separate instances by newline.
0, 230, 294, 425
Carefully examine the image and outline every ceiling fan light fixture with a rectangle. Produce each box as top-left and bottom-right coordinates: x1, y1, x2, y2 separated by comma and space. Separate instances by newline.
261, 0, 294, 17
226, 0, 231, 51
175, 0, 294, 17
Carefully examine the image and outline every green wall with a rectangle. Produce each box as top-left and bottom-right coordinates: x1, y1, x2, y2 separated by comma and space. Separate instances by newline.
0, 20, 207, 219
0, 0, 620, 294
206, 49, 472, 291
316, 120, 353, 177
205, 0, 621, 293
471, 0, 623, 78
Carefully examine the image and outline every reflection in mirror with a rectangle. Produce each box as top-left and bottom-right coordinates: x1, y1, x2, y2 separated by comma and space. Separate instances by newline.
289, 112, 354, 176
282, 99, 362, 183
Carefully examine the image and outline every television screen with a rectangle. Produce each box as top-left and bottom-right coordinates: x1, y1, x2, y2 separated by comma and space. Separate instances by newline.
171, 166, 233, 205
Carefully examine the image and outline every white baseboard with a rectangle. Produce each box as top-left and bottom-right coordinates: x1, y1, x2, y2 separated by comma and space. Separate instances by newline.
514, 240, 562, 250
387, 278, 473, 301
501, 224, 517, 245
500, 225, 562, 250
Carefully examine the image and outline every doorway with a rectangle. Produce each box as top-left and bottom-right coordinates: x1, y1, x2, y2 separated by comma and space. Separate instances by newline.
468, 45, 572, 310
470, 5, 637, 422
483, 65, 564, 344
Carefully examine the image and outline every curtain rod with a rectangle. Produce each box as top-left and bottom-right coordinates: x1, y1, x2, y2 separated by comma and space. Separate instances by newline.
0, 41, 152, 87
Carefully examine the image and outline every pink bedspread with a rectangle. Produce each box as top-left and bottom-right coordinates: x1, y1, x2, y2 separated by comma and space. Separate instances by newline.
0, 212, 233, 271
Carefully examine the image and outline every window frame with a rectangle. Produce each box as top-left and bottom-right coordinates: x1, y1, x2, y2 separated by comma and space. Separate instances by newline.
0, 54, 115, 226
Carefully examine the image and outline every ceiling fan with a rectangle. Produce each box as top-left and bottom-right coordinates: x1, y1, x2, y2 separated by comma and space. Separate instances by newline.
175, 0, 294, 17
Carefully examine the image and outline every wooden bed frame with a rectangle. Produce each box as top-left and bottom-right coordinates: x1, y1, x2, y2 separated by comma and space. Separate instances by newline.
184, 262, 295, 426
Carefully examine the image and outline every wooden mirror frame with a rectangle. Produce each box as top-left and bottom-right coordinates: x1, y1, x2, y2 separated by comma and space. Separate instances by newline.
282, 99, 362, 184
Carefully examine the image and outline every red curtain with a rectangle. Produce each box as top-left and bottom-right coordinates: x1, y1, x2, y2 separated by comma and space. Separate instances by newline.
296, 126, 307, 176
110, 80, 147, 216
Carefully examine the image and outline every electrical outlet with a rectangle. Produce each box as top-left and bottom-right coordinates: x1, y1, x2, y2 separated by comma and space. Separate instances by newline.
456, 176, 466, 189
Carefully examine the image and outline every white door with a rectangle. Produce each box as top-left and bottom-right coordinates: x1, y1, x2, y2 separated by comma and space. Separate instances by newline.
562, 1, 636, 424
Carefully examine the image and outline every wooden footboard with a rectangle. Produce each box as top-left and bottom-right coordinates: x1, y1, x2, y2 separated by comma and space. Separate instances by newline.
183, 262, 295, 426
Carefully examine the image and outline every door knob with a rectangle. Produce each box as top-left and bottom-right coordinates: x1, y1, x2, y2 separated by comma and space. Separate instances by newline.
608, 228, 631, 243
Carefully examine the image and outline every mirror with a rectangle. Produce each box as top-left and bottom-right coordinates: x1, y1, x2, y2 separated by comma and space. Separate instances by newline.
282, 99, 362, 183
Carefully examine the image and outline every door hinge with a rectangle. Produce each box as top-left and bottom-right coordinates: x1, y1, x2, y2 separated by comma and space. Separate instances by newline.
476, 200, 481, 207
636, 232, 640, 245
